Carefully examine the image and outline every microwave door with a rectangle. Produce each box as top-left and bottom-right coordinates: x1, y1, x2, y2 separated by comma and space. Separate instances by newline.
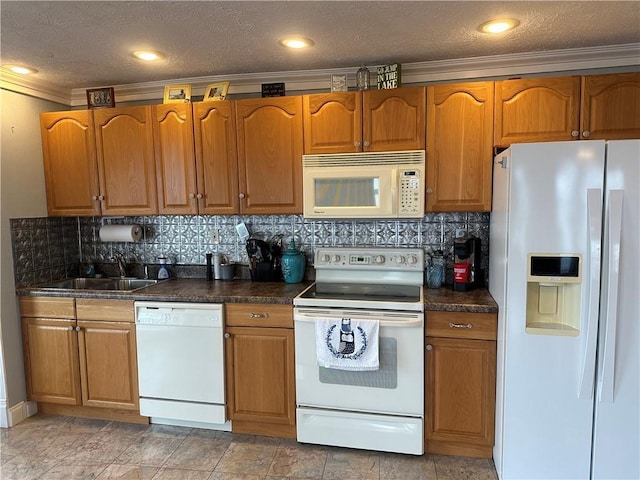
304, 167, 394, 218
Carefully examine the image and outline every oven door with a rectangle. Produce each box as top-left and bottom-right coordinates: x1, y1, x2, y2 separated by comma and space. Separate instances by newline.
293, 308, 424, 416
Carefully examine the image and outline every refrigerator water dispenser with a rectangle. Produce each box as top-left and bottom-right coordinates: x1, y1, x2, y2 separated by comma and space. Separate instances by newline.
525, 254, 582, 336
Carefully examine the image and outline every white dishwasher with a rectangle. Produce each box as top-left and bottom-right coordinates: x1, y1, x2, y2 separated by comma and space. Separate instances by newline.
135, 301, 230, 430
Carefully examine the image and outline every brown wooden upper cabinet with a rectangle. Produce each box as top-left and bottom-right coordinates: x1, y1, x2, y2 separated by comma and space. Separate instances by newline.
426, 82, 494, 212
93, 106, 158, 215
40, 111, 101, 216
494, 72, 640, 146
236, 96, 303, 214
41, 107, 158, 216
303, 87, 426, 154
192, 100, 240, 214
581, 72, 640, 140
152, 103, 198, 214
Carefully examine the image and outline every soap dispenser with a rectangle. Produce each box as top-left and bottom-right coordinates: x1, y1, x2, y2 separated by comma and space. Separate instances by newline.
157, 256, 170, 280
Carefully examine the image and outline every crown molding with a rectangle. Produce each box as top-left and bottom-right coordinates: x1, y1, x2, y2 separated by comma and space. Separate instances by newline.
0, 70, 71, 105
3, 44, 639, 107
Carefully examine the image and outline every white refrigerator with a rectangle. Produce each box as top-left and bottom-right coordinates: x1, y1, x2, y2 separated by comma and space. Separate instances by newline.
489, 140, 639, 480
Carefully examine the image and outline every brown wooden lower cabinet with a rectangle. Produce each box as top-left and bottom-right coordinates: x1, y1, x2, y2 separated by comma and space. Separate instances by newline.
20, 297, 146, 423
425, 311, 497, 458
225, 303, 296, 438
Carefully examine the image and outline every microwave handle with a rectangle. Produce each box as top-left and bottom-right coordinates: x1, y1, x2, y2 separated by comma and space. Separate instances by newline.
391, 169, 398, 215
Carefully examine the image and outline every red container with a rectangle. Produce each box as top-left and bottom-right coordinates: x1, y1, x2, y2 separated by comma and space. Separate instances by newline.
453, 263, 470, 283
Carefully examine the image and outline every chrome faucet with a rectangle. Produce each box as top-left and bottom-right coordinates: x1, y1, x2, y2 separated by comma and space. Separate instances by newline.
112, 252, 127, 278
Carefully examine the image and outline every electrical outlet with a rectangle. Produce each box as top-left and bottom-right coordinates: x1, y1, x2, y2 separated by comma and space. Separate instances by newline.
211, 229, 220, 244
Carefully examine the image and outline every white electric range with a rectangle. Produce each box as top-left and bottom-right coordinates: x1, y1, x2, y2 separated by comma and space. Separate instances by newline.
293, 247, 425, 455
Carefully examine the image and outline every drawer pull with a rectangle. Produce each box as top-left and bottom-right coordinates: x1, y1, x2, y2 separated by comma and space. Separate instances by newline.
449, 322, 473, 329
250, 312, 270, 319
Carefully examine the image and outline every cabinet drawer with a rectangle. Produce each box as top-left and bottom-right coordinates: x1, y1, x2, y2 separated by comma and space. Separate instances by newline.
76, 299, 134, 322
20, 297, 75, 318
225, 303, 293, 328
426, 311, 497, 341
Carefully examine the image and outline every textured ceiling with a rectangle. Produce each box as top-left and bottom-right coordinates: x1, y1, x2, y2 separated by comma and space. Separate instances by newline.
1, 1, 639, 89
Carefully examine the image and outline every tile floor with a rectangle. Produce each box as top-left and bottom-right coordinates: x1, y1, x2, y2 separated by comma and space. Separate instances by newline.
0, 414, 498, 479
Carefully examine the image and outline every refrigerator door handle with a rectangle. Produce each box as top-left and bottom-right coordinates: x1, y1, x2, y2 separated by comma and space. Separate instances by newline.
578, 188, 603, 400
599, 190, 623, 403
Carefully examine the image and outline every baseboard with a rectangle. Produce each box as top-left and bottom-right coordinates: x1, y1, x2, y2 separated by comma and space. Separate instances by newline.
0, 401, 38, 428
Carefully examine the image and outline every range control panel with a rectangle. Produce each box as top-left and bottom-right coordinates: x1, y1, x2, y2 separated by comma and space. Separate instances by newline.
314, 247, 424, 272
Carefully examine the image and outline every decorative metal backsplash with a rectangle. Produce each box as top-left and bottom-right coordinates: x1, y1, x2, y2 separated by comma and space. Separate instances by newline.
11, 213, 489, 288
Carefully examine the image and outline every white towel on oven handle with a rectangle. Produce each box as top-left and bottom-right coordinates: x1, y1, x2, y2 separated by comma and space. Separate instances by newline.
315, 317, 379, 371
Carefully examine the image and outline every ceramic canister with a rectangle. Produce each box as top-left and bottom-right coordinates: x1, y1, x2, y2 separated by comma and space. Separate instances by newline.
281, 240, 305, 283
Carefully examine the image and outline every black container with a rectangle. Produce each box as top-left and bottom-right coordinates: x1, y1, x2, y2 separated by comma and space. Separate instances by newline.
246, 238, 282, 282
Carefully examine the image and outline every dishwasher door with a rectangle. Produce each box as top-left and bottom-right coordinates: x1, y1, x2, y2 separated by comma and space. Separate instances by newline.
135, 301, 227, 427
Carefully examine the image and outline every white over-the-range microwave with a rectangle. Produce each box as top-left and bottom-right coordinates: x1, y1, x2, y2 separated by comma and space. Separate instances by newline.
302, 150, 425, 219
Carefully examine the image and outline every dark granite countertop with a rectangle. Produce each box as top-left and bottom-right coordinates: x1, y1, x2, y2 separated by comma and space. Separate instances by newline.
424, 287, 498, 313
18, 279, 497, 312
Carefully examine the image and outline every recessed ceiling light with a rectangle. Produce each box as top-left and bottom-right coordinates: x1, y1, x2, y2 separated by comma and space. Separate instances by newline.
132, 50, 166, 61
479, 18, 520, 34
3, 65, 38, 75
278, 37, 315, 49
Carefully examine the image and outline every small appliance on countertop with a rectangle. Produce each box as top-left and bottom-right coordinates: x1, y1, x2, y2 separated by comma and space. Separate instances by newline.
452, 235, 481, 291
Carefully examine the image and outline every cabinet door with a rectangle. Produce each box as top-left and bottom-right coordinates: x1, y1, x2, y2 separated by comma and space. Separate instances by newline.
94, 106, 158, 215
40, 111, 101, 216
193, 101, 240, 214
236, 97, 303, 214
303, 92, 362, 154
494, 76, 581, 146
425, 336, 496, 458
581, 72, 640, 140
77, 320, 139, 410
153, 103, 198, 214
427, 82, 494, 212
363, 86, 426, 151
21, 317, 81, 405
225, 326, 295, 436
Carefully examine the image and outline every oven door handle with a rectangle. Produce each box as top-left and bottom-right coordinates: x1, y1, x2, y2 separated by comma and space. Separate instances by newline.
294, 313, 423, 328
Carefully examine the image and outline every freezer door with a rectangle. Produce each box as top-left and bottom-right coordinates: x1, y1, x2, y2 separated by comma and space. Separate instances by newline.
591, 140, 640, 480
498, 141, 606, 480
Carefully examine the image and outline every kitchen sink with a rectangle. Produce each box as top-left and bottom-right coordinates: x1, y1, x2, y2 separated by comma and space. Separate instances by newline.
41, 277, 162, 292
102, 279, 161, 291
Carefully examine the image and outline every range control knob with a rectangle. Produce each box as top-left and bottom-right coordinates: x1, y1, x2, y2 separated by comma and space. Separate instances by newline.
320, 254, 331, 263
397, 255, 407, 265
332, 254, 341, 263
374, 255, 385, 264
408, 255, 419, 265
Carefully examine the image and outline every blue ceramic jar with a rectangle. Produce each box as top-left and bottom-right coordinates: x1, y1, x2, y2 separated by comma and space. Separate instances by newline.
281, 240, 305, 283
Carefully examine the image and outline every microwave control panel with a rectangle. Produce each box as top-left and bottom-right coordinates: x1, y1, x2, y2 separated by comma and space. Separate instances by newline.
399, 170, 423, 216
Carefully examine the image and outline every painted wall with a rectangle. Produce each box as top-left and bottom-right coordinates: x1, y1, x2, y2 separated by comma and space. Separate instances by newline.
0, 89, 64, 425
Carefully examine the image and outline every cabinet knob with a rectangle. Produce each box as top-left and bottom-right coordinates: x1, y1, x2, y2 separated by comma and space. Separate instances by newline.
91, 195, 98, 201
582, 130, 591, 138
98, 195, 105, 201
224, 333, 230, 339
250, 312, 269, 319
354, 141, 361, 147
75, 326, 81, 332
426, 344, 433, 351
189, 193, 195, 199
68, 326, 74, 331
239, 193, 246, 199
196, 193, 203, 199
363, 141, 370, 147
571, 130, 579, 138
426, 188, 433, 194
